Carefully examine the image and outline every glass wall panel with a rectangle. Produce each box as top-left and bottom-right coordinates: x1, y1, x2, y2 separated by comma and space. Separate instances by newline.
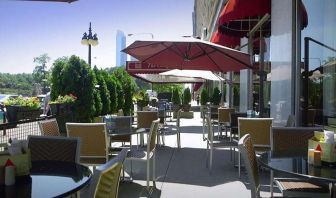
301, 0, 336, 129
270, 0, 293, 126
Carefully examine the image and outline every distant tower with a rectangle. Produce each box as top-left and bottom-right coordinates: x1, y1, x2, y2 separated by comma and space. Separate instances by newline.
116, 30, 126, 67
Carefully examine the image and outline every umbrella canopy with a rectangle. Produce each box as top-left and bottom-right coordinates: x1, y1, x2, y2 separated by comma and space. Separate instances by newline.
131, 73, 205, 84
18, 0, 77, 2
122, 39, 252, 72
160, 69, 224, 81
218, 0, 308, 38
126, 61, 205, 84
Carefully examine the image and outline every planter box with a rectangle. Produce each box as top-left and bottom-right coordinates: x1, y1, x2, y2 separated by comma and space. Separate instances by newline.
49, 104, 74, 134
6, 106, 41, 124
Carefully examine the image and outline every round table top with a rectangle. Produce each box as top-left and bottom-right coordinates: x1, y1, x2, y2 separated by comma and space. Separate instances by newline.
107, 127, 149, 137
0, 160, 91, 198
259, 151, 336, 183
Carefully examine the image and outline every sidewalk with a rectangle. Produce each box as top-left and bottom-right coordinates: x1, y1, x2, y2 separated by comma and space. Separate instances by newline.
119, 112, 279, 198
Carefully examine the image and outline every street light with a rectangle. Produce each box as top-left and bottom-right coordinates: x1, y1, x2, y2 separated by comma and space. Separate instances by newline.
81, 22, 98, 66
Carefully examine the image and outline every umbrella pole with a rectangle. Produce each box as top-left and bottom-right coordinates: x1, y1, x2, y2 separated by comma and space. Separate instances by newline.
259, 32, 265, 116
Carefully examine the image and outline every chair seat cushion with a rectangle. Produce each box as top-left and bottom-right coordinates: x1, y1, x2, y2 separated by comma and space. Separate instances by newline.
127, 149, 153, 160
276, 178, 329, 193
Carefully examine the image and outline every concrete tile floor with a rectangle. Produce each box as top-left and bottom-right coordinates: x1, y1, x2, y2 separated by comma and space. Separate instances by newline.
118, 112, 281, 198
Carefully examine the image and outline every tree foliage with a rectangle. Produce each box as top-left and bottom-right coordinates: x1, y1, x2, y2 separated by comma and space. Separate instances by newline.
200, 88, 209, 105
0, 73, 34, 95
102, 70, 117, 114
93, 66, 111, 115
111, 67, 136, 115
211, 87, 221, 105
33, 53, 51, 93
182, 87, 191, 105
50, 55, 95, 122
172, 87, 181, 105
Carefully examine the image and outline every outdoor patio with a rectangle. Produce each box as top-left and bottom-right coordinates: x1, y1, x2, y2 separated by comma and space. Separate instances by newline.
117, 110, 281, 198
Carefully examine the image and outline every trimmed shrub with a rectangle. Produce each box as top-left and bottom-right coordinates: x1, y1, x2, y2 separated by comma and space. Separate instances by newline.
211, 87, 221, 105
200, 88, 209, 105
182, 87, 191, 105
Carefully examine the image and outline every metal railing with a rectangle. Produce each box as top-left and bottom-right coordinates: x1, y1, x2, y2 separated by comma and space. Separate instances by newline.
0, 116, 55, 145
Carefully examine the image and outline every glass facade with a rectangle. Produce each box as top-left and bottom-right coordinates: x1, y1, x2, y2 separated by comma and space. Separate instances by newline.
270, 0, 294, 126
301, 0, 336, 128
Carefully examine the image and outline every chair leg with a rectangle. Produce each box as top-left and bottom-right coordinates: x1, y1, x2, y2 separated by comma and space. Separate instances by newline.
153, 153, 156, 188
177, 131, 181, 148
238, 148, 241, 178
146, 158, 150, 191
209, 144, 213, 174
270, 170, 274, 197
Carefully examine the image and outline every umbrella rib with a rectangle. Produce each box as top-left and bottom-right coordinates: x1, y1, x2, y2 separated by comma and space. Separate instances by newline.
170, 42, 186, 58
141, 42, 180, 63
208, 45, 253, 70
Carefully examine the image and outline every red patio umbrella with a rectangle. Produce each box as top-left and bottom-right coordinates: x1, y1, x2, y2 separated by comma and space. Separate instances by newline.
122, 39, 252, 73
218, 0, 308, 38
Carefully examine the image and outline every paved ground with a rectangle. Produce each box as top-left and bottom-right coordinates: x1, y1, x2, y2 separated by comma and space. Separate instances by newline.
118, 111, 281, 198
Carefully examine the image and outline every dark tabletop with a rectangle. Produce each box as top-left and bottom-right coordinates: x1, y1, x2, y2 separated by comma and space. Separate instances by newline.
259, 151, 336, 183
0, 160, 91, 198
107, 127, 149, 137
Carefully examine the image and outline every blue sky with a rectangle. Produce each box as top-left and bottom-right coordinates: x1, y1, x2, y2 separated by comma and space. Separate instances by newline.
0, 0, 194, 74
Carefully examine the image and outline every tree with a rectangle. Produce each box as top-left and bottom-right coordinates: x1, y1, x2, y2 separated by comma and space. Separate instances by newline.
200, 88, 209, 105
33, 53, 51, 94
112, 67, 136, 115
172, 87, 181, 106
92, 69, 102, 117
211, 87, 221, 105
102, 70, 117, 114
182, 87, 191, 105
51, 55, 95, 122
50, 57, 67, 100
93, 66, 111, 115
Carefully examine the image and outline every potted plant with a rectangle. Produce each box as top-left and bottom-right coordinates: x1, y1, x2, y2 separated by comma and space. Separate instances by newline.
182, 87, 192, 112
210, 87, 221, 119
171, 87, 181, 112
135, 91, 149, 111
4, 96, 41, 124
49, 94, 77, 115
49, 94, 77, 133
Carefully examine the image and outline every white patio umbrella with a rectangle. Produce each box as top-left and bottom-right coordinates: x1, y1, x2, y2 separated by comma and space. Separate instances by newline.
160, 69, 225, 81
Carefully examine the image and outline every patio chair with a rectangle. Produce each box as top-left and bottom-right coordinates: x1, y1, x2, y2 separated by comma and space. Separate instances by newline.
66, 123, 109, 166
84, 148, 128, 198
239, 134, 329, 198
218, 108, 235, 138
126, 119, 160, 191
38, 118, 61, 136
137, 111, 158, 145
28, 135, 80, 163
229, 112, 247, 141
237, 117, 273, 177
205, 115, 236, 174
109, 116, 133, 147
270, 126, 325, 197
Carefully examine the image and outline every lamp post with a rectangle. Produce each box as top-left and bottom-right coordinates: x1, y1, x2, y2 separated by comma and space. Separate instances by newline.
81, 22, 98, 66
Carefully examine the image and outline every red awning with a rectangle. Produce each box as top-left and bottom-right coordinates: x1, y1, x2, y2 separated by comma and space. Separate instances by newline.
210, 30, 240, 48
218, 0, 308, 38
211, 31, 267, 55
